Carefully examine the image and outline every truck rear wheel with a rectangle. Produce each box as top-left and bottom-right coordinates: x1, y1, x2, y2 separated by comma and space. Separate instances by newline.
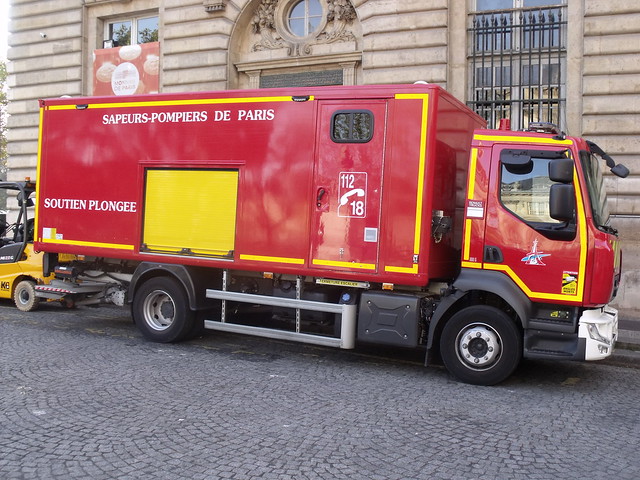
439, 305, 522, 386
132, 277, 195, 343
14, 280, 40, 312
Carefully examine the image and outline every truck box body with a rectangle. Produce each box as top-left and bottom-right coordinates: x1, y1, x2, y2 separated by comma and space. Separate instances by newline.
36, 84, 484, 286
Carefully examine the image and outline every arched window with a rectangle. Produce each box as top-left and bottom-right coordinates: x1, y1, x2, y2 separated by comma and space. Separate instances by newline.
236, 0, 361, 89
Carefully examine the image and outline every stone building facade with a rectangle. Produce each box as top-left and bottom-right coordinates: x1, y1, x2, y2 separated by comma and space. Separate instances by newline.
5, 0, 640, 315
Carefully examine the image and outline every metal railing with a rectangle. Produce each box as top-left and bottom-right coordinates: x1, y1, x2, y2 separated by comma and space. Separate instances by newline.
468, 5, 567, 130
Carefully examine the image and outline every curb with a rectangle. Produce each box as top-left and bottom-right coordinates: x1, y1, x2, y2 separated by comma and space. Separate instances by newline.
617, 328, 640, 348
606, 348, 640, 369
606, 328, 640, 367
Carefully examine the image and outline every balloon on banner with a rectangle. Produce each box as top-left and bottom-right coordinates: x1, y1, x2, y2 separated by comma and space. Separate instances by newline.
93, 42, 159, 96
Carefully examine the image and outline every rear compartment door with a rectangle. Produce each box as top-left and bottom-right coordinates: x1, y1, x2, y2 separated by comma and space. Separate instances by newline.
310, 101, 387, 274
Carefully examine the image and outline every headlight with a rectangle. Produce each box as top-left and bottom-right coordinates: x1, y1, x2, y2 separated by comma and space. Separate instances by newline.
586, 323, 610, 345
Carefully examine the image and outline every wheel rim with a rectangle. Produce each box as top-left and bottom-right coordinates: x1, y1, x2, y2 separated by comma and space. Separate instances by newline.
455, 323, 502, 371
18, 288, 31, 305
142, 289, 176, 331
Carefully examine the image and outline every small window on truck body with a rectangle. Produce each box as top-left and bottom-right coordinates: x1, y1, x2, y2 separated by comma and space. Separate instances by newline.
331, 110, 374, 143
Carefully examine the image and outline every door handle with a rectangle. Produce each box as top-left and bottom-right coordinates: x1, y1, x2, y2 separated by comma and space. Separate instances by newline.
316, 188, 326, 208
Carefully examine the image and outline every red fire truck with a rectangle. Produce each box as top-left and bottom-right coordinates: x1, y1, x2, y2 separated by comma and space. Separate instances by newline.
34, 83, 627, 385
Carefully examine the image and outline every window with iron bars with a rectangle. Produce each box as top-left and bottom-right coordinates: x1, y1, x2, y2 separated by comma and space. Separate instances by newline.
468, 1, 567, 130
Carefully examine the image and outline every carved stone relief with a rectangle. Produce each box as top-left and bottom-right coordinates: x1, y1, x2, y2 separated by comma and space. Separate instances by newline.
250, 0, 286, 51
250, 0, 357, 56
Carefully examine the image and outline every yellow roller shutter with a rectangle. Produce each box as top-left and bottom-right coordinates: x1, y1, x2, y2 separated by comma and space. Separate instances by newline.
142, 169, 239, 258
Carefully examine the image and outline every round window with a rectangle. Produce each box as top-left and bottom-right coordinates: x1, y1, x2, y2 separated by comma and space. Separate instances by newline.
288, 0, 323, 37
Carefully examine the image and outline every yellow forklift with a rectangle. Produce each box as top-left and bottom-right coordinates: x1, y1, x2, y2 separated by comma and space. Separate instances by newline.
0, 179, 51, 311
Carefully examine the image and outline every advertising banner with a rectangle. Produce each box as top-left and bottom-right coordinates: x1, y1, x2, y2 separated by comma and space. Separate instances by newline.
93, 42, 159, 96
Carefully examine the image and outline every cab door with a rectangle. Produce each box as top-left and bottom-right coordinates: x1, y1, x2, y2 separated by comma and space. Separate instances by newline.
483, 145, 585, 302
310, 101, 387, 274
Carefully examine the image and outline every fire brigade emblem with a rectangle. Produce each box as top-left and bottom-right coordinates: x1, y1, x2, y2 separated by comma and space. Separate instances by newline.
521, 239, 550, 265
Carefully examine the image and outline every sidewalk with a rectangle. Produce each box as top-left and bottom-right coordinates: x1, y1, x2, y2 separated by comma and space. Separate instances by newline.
610, 317, 640, 367
617, 318, 640, 350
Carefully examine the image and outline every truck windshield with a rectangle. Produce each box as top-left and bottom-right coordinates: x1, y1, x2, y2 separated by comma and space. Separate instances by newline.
579, 150, 611, 230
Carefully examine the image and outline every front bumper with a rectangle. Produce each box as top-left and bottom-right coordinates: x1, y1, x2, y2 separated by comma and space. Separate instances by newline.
578, 305, 618, 361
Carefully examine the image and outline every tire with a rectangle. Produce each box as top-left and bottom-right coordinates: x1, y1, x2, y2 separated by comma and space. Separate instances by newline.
132, 276, 195, 343
13, 280, 40, 312
439, 305, 522, 386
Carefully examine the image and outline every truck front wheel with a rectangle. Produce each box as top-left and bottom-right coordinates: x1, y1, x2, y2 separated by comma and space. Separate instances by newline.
439, 305, 522, 386
14, 280, 40, 312
132, 277, 195, 343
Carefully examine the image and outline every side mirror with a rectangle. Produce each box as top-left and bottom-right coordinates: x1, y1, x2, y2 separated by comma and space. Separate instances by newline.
17, 192, 35, 208
549, 158, 574, 184
549, 184, 575, 222
611, 164, 630, 179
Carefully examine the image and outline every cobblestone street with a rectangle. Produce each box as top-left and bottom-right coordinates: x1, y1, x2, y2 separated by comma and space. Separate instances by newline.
1, 302, 639, 480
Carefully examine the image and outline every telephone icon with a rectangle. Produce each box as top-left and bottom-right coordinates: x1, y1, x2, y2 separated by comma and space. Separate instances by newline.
339, 188, 365, 206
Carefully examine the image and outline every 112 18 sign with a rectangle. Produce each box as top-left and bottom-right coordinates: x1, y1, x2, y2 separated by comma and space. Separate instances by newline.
338, 172, 367, 218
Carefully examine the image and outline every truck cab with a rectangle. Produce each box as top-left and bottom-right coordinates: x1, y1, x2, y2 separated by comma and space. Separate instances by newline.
0, 180, 50, 311
430, 122, 625, 384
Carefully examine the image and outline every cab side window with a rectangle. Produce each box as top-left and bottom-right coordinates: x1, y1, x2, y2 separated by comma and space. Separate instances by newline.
499, 149, 576, 240
501, 157, 560, 224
